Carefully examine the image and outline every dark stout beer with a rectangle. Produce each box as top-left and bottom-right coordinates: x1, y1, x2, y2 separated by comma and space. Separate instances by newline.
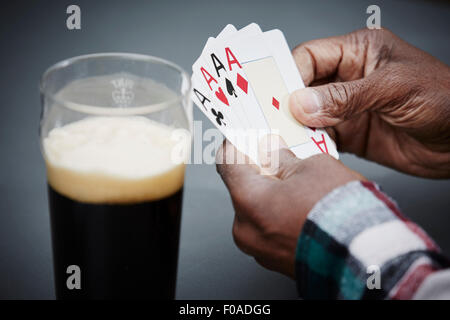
44, 117, 188, 299
48, 185, 183, 299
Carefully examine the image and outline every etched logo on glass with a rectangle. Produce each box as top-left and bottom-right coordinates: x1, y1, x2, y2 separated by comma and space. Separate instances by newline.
111, 78, 135, 107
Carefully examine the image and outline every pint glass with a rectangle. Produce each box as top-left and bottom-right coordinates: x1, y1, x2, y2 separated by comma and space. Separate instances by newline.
39, 53, 192, 299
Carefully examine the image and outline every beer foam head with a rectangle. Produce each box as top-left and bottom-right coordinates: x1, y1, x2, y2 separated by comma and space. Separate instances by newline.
43, 116, 189, 204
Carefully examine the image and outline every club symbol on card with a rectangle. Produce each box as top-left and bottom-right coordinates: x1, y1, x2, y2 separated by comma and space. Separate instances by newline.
236, 73, 248, 94
211, 108, 225, 126
215, 87, 229, 106
272, 97, 280, 110
225, 78, 237, 97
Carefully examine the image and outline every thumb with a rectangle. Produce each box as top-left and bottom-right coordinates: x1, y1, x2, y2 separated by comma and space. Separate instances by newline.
289, 78, 373, 128
258, 135, 298, 177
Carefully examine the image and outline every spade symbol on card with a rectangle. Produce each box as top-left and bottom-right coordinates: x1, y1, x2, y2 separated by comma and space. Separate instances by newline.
211, 108, 225, 126
215, 87, 229, 106
225, 78, 237, 97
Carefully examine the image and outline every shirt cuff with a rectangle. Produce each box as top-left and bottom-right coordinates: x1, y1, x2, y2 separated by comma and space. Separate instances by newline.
295, 180, 442, 299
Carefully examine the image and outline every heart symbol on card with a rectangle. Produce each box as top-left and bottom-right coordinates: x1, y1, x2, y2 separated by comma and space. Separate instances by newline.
215, 87, 229, 106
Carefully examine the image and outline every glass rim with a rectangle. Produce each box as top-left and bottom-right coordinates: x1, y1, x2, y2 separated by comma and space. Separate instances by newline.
39, 52, 191, 116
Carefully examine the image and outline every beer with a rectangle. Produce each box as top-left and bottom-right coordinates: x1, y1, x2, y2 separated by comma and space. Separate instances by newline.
40, 54, 191, 299
44, 116, 187, 299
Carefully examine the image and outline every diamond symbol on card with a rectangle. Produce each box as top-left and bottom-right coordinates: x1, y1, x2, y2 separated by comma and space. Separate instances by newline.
236, 73, 248, 94
272, 97, 280, 110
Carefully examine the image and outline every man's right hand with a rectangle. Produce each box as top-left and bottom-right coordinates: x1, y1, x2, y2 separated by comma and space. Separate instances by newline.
289, 28, 450, 178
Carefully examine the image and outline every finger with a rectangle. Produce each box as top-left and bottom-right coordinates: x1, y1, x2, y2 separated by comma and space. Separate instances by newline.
288, 75, 379, 128
216, 139, 262, 195
292, 29, 385, 86
292, 34, 353, 86
290, 29, 396, 128
292, 38, 344, 86
258, 135, 299, 178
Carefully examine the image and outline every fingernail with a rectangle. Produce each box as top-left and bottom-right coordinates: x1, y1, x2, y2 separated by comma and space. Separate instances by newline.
289, 88, 321, 114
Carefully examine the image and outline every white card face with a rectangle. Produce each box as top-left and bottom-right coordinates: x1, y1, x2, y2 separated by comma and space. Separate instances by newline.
191, 76, 229, 130
211, 23, 265, 132
192, 72, 259, 161
216, 24, 237, 41
190, 24, 237, 85
191, 74, 245, 153
244, 57, 311, 148
232, 23, 262, 40
216, 23, 265, 163
265, 30, 338, 159
192, 49, 244, 130
258, 30, 336, 159
191, 24, 251, 158
223, 32, 309, 147
201, 38, 251, 130
263, 29, 305, 92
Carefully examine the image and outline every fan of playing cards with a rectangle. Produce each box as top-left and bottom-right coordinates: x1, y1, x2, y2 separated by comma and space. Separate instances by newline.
191, 23, 338, 164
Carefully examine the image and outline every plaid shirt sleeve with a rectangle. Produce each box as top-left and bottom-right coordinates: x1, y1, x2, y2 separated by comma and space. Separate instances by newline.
295, 180, 450, 300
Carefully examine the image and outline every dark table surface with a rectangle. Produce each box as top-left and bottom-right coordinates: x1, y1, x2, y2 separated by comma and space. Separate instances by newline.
0, 0, 449, 299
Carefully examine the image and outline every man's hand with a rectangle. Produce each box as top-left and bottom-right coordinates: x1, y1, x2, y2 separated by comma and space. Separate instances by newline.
216, 138, 365, 278
289, 28, 450, 178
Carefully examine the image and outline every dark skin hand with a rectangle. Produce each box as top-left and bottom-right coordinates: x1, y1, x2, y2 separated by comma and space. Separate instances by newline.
289, 28, 450, 178
216, 29, 450, 278
216, 139, 364, 278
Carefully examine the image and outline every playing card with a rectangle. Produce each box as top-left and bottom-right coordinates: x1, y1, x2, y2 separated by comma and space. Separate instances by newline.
191, 23, 338, 165
263, 29, 338, 159
191, 25, 250, 157
191, 72, 259, 162
220, 28, 338, 159
191, 84, 228, 129
192, 26, 245, 131
216, 23, 267, 162
213, 24, 269, 133
199, 38, 251, 129
191, 28, 238, 138
196, 23, 264, 131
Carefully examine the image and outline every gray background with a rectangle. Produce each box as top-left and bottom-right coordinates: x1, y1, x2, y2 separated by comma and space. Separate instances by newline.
0, 0, 449, 299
